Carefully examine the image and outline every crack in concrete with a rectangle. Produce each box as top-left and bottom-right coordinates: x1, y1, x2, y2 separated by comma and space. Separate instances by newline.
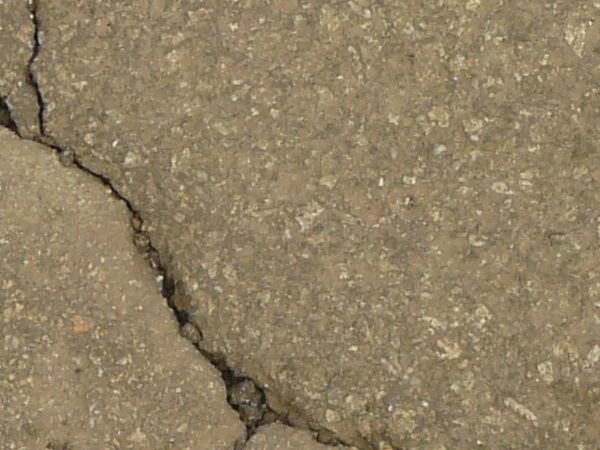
26, 0, 43, 137
9, 1, 356, 448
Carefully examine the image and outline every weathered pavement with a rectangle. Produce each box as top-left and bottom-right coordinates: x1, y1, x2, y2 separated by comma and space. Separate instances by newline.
2, 0, 600, 449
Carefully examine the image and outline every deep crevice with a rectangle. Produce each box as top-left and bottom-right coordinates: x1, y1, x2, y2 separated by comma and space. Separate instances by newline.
20, 1, 356, 449
27, 0, 45, 136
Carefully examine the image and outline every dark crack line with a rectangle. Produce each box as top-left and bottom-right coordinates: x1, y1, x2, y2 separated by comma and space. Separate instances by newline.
18, 1, 358, 449
27, 0, 45, 137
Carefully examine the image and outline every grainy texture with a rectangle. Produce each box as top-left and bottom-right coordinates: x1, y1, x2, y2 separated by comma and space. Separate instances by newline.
246, 424, 341, 450
0, 0, 40, 137
20, 0, 600, 448
0, 127, 244, 449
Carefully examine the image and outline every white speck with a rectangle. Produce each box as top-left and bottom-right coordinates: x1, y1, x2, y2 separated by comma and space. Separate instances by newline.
112, 140, 119, 148
436, 339, 461, 360
468, 234, 487, 247
433, 144, 447, 156
537, 361, 554, 383
387, 113, 400, 125
295, 202, 324, 232
491, 181, 513, 195
402, 175, 416, 185
378, 177, 385, 187
520, 170, 534, 180
473, 305, 492, 327
319, 175, 337, 189
466, 0, 481, 11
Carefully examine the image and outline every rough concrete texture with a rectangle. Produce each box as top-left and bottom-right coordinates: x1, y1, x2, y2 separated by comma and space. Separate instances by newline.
0, 0, 597, 449
0, 0, 40, 137
247, 424, 342, 450
0, 127, 244, 449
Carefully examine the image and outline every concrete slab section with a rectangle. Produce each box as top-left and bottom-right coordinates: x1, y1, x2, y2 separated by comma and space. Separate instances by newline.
0, 127, 244, 449
27, 0, 600, 448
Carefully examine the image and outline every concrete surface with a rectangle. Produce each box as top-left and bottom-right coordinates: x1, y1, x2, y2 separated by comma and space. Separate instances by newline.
1, 0, 599, 449
0, 127, 244, 449
0, 0, 39, 138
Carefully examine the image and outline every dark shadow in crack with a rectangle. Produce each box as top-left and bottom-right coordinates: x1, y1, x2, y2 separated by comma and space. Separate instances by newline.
0, 96, 18, 133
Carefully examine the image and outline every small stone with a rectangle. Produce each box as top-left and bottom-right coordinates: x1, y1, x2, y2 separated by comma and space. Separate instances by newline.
319, 175, 336, 188
432, 144, 447, 156
71, 314, 91, 333
180, 322, 202, 344
537, 361, 554, 384
504, 398, 538, 426
83, 132, 95, 146
130, 214, 143, 231
402, 175, 416, 185
436, 339, 462, 360
325, 409, 341, 423
468, 234, 487, 247
466, 0, 481, 11
428, 106, 450, 128
133, 232, 150, 251
584, 345, 600, 369
58, 148, 75, 167
491, 181, 513, 195
229, 379, 263, 407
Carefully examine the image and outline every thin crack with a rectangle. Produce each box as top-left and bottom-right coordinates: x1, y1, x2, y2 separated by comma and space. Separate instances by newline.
20, 1, 357, 449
